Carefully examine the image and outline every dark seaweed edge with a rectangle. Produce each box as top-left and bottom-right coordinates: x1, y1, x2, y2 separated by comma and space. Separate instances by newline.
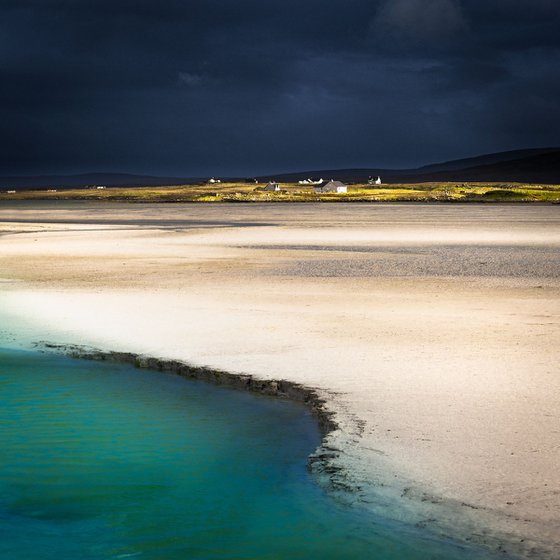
36, 342, 347, 483
33, 341, 543, 560
39, 343, 336, 431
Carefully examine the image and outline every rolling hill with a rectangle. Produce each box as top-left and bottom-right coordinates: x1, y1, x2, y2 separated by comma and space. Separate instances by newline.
1, 148, 559, 190
264, 148, 560, 184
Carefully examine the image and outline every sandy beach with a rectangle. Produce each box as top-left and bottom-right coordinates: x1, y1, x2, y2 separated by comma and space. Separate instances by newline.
0, 201, 559, 558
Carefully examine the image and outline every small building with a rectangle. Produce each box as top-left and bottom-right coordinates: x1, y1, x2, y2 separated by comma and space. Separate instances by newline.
368, 176, 382, 185
207, 177, 221, 184
314, 180, 347, 194
263, 181, 281, 192
298, 178, 323, 185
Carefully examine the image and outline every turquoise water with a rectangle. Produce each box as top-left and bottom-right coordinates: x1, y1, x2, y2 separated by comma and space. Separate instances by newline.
0, 348, 498, 559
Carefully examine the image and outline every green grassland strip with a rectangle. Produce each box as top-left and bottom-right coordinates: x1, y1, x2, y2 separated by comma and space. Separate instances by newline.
1, 182, 559, 203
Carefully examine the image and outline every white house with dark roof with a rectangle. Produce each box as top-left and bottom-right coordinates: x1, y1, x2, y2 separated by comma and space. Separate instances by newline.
314, 180, 347, 193
263, 181, 281, 192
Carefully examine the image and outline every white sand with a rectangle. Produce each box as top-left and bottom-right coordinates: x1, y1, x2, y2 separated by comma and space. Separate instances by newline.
1, 202, 559, 557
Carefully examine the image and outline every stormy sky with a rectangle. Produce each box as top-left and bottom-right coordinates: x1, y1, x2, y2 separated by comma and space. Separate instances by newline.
1, 0, 559, 176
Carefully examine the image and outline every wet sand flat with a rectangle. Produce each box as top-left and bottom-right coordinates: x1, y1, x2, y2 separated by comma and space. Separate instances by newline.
0, 202, 559, 557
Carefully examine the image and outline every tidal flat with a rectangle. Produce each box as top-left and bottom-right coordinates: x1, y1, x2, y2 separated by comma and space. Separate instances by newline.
0, 201, 559, 558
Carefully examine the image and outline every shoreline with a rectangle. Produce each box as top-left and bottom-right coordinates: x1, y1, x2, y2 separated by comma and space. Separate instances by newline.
0, 293, 550, 560
31, 340, 513, 558
35, 342, 362, 499
1, 202, 558, 558
38, 342, 338, 437
0, 324, 541, 559
27, 340, 531, 560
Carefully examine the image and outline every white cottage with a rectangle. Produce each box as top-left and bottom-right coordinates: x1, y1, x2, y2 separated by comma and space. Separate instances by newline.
263, 181, 281, 192
314, 180, 347, 194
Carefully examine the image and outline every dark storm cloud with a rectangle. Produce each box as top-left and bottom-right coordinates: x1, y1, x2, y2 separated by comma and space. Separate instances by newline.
0, 0, 559, 175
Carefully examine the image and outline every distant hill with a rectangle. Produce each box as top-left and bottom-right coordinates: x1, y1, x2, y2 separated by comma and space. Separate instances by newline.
0, 172, 199, 190
263, 148, 560, 184
419, 149, 560, 183
415, 147, 558, 174
1, 148, 559, 190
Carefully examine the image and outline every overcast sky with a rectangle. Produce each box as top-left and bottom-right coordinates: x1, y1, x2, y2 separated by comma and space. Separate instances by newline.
1, 0, 559, 176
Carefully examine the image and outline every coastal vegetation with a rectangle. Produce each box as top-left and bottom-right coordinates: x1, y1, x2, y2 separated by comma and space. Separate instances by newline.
1, 182, 559, 203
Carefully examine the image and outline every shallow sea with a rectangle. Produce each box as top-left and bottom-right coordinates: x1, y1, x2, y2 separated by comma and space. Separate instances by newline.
0, 347, 499, 559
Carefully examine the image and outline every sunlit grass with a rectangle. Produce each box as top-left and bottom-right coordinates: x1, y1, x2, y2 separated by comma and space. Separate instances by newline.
1, 182, 559, 202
